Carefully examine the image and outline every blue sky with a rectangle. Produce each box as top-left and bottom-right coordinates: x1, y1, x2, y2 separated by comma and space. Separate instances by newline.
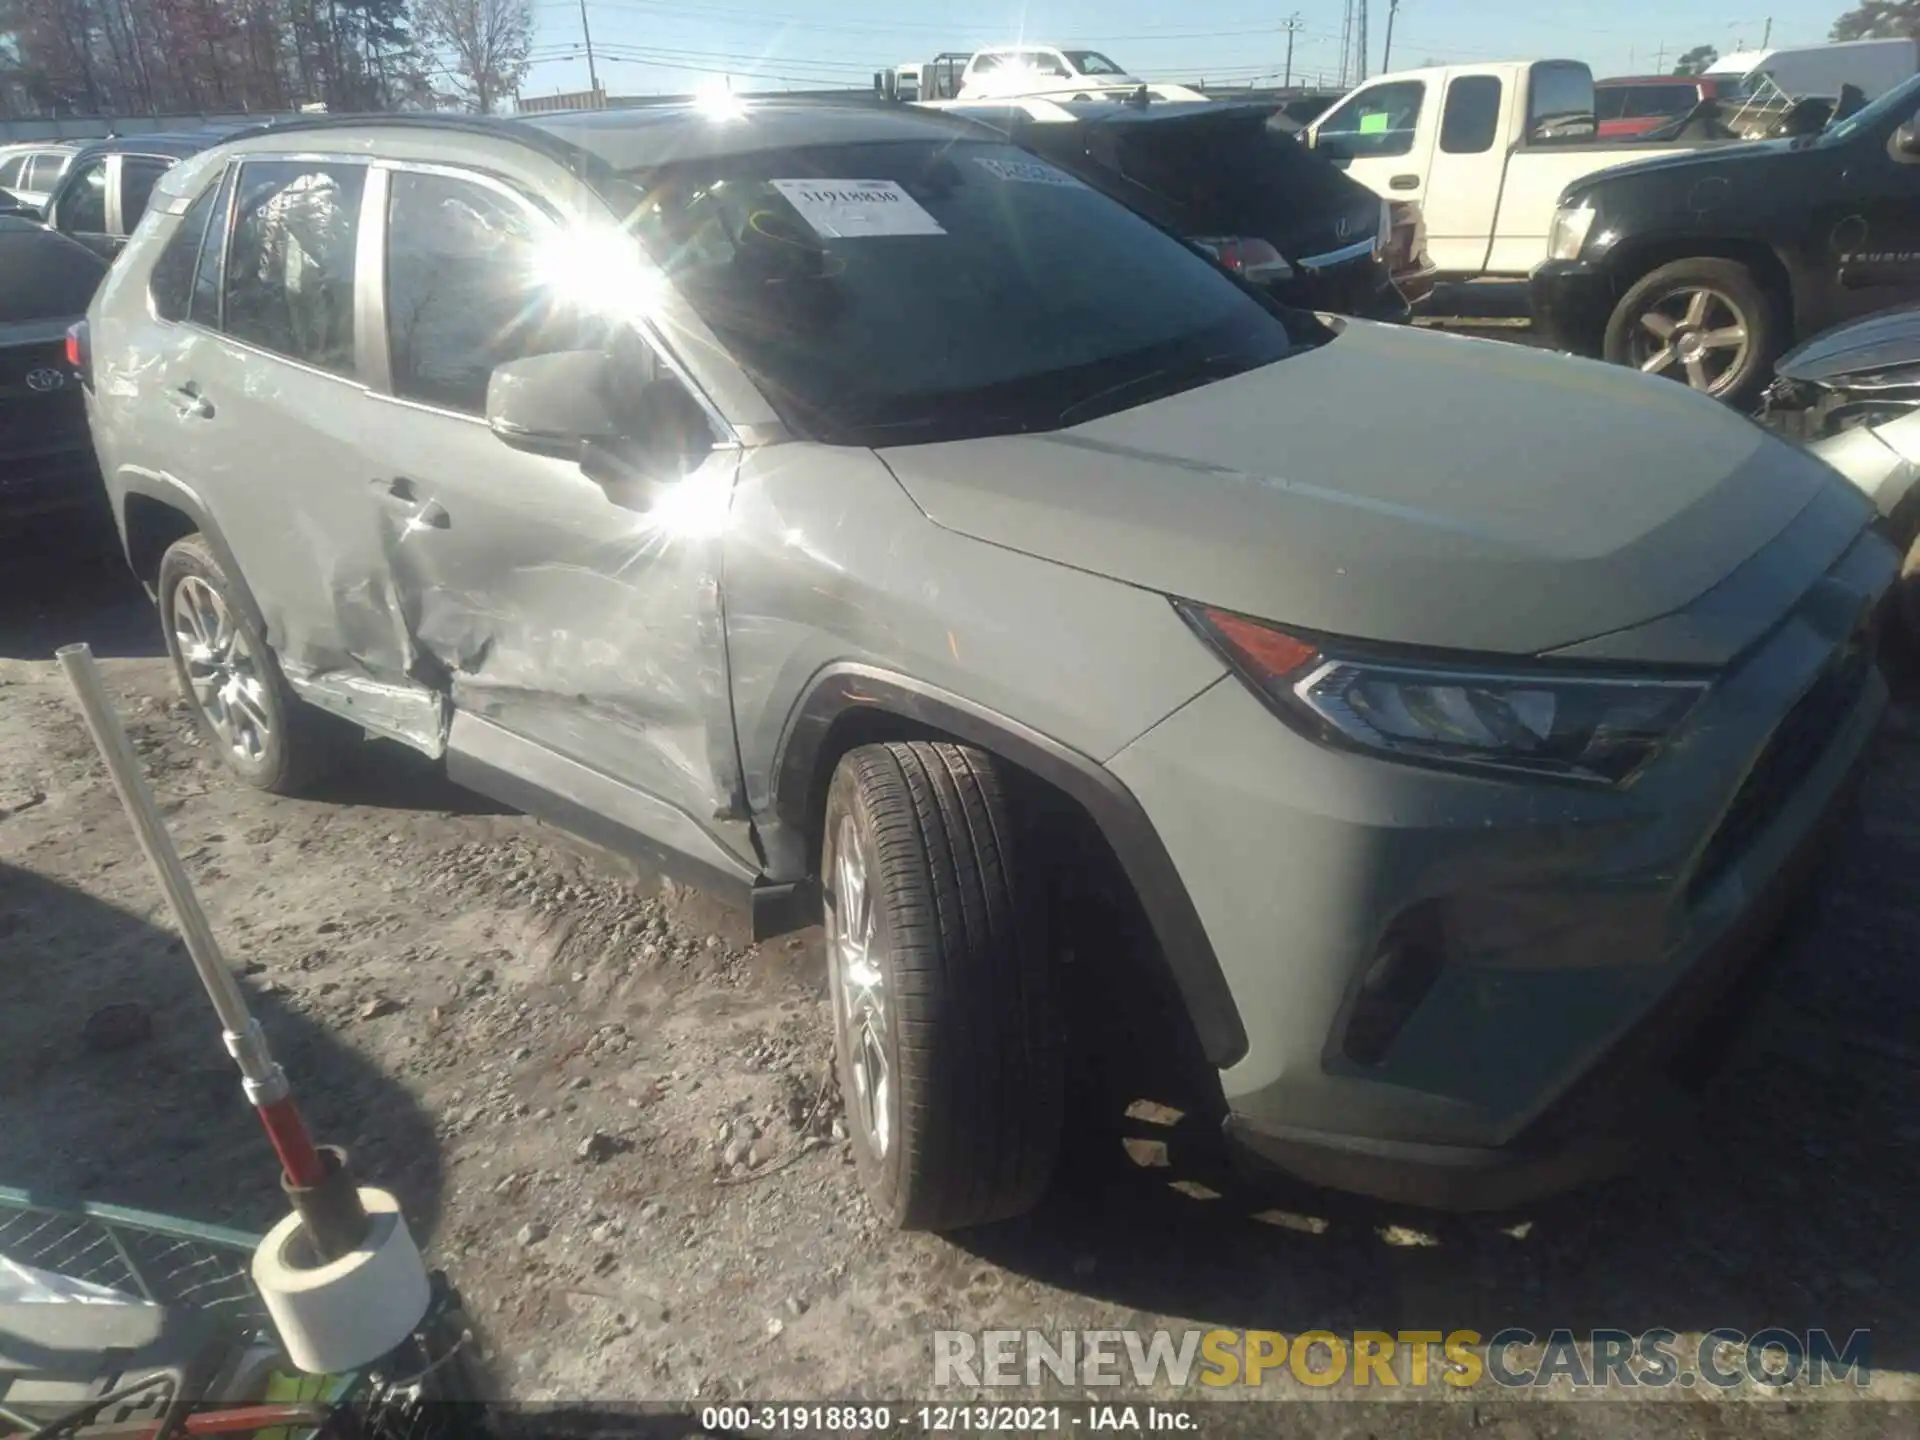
521, 0, 1851, 100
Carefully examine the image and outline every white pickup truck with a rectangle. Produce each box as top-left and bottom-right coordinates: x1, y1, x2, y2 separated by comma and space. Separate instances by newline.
1306, 59, 1728, 278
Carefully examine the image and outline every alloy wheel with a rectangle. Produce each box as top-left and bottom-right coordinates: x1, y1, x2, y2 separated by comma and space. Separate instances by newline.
829, 814, 890, 1157
1632, 285, 1752, 396
172, 574, 273, 766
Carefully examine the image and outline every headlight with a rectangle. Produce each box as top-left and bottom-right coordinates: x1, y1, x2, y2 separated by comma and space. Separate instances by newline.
1547, 201, 1596, 261
1179, 603, 1709, 786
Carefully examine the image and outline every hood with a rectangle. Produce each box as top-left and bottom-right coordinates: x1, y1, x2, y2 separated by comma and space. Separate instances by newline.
1776, 303, 1920, 389
1567, 137, 1798, 198
877, 322, 1846, 662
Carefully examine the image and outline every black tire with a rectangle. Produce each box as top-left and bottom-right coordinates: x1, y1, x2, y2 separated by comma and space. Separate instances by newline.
1603, 257, 1783, 408
822, 741, 1062, 1231
157, 534, 349, 796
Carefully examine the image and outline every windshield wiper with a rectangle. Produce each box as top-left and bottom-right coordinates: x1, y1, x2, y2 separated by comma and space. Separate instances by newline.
1055, 351, 1262, 427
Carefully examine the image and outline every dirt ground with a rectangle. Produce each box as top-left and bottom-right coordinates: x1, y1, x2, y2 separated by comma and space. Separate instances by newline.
3, 522, 1919, 1438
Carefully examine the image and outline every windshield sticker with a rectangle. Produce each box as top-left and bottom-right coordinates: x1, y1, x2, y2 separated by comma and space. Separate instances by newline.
1358, 111, 1391, 134
973, 156, 1083, 188
769, 179, 946, 238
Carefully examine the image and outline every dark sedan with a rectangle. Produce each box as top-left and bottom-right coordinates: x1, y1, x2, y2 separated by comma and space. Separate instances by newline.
1531, 73, 1920, 406
0, 216, 107, 530
943, 98, 1417, 321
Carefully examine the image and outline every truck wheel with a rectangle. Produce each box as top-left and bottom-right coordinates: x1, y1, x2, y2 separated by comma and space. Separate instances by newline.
1604, 258, 1781, 407
158, 534, 348, 796
821, 741, 1062, 1231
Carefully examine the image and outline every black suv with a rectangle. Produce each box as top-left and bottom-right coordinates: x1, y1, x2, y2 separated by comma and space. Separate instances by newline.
42, 130, 247, 260
1532, 73, 1920, 406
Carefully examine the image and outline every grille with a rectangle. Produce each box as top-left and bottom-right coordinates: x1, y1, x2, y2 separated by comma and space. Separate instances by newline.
1689, 626, 1873, 900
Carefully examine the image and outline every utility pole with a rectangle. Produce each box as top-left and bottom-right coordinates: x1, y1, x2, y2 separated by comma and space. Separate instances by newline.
578, 0, 600, 101
1282, 13, 1304, 88
1381, 0, 1402, 73
1764, 16, 1773, 46
1355, 0, 1369, 85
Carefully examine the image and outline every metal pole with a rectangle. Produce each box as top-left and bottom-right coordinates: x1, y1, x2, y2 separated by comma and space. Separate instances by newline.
578, 0, 600, 102
1283, 14, 1302, 89
1382, 0, 1400, 73
56, 643, 326, 1190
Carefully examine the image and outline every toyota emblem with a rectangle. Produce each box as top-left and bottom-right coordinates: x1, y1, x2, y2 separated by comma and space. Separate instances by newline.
1335, 216, 1351, 239
24, 367, 65, 393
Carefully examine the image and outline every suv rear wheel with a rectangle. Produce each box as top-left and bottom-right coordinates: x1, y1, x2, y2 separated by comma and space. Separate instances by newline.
822, 741, 1062, 1230
158, 534, 347, 796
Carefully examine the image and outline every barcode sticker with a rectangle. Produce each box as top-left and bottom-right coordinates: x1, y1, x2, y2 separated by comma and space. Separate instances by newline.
973, 157, 1083, 188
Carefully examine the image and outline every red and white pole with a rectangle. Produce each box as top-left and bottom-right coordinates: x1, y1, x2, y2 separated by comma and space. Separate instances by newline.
58, 644, 364, 1253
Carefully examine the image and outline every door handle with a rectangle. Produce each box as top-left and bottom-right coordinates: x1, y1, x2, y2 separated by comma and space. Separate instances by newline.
170, 384, 214, 420
1389, 174, 1419, 191
373, 477, 450, 529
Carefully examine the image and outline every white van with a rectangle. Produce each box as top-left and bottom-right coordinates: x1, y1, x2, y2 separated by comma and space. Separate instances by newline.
1708, 37, 1919, 102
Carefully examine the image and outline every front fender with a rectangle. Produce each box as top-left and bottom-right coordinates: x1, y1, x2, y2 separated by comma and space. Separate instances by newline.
766, 662, 1249, 1069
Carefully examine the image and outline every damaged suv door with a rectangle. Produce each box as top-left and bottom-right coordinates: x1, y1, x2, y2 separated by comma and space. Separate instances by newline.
131, 156, 446, 744
356, 164, 755, 875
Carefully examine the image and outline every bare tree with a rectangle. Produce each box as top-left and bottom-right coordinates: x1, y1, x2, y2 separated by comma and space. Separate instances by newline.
413, 0, 530, 112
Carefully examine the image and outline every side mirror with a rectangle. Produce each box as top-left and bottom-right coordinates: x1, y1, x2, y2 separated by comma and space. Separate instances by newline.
0, 188, 42, 221
486, 350, 620, 458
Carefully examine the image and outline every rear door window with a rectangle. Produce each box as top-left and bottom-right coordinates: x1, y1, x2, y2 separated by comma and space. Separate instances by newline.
222, 159, 367, 374
119, 157, 172, 235
1317, 80, 1426, 157
1594, 88, 1629, 122
0, 155, 25, 190
55, 158, 108, 234
1440, 75, 1503, 153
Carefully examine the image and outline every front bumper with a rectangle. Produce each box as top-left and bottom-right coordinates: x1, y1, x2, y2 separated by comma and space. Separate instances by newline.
1106, 526, 1895, 1209
1529, 258, 1615, 357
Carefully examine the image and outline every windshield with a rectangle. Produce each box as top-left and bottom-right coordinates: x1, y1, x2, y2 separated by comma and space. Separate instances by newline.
1823, 71, 1920, 145
624, 138, 1305, 445
1065, 51, 1127, 76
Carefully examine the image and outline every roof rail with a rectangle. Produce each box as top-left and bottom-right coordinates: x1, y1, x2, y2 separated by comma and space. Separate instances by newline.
170, 110, 620, 191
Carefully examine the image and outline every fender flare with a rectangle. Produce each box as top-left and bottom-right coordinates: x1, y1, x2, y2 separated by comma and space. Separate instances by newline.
769, 664, 1249, 1069
116, 473, 270, 640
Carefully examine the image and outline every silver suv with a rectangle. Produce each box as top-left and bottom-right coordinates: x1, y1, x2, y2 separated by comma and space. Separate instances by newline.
81, 105, 1895, 1227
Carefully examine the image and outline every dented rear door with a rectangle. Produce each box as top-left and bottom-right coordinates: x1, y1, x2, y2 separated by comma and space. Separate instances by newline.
143, 155, 443, 743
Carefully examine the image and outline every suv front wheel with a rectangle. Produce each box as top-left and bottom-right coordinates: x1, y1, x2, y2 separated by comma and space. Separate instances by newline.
158, 534, 346, 796
823, 741, 1063, 1231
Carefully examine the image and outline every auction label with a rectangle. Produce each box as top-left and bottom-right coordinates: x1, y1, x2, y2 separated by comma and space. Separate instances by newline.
770, 179, 946, 238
